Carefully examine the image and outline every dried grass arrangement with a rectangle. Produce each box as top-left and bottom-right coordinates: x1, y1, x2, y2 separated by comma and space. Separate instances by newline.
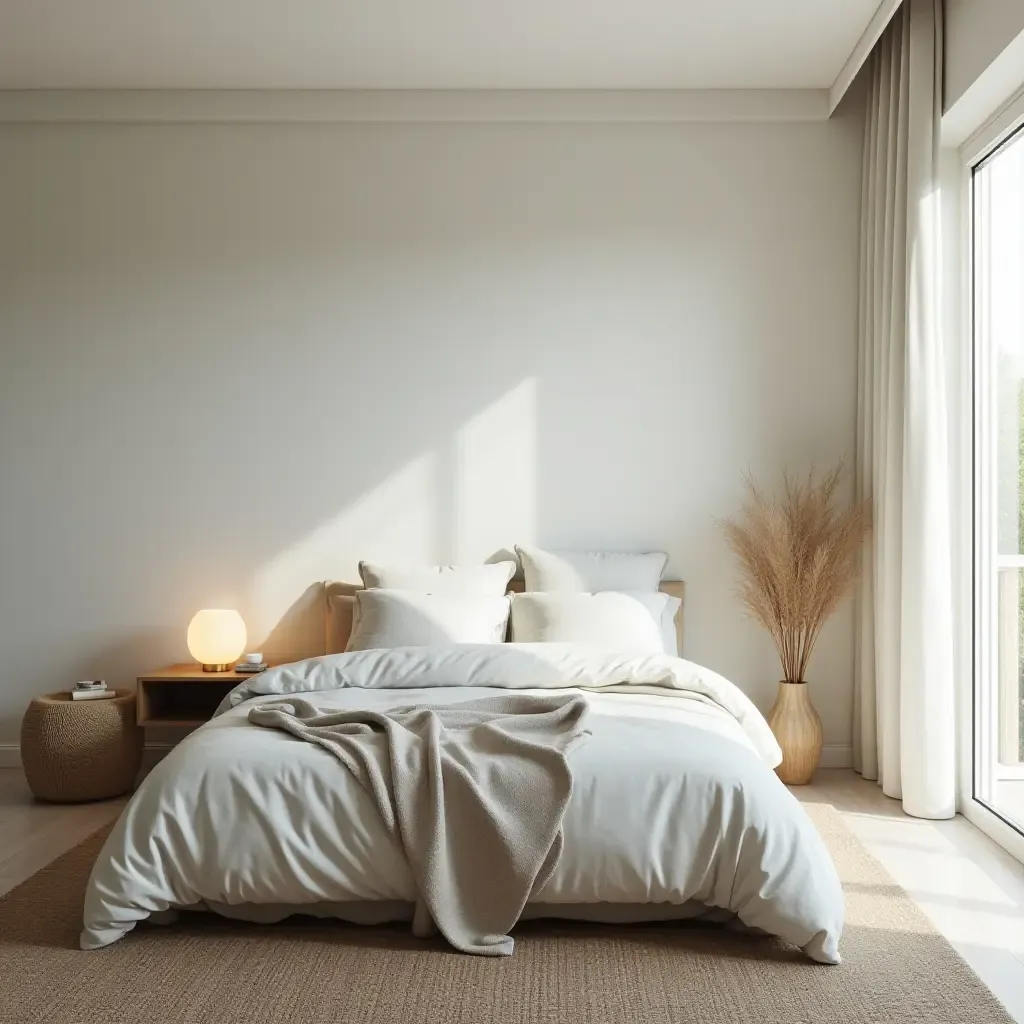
722, 464, 870, 685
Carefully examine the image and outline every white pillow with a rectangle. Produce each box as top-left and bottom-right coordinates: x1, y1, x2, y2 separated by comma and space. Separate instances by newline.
515, 545, 668, 592
509, 592, 665, 653
346, 590, 511, 652
358, 560, 516, 596
621, 591, 682, 656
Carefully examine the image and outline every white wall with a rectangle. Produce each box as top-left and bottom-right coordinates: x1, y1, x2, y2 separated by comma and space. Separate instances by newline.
0, 108, 863, 756
945, 0, 1024, 111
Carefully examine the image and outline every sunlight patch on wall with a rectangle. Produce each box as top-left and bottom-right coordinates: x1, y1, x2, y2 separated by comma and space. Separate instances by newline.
246, 380, 537, 650
454, 378, 537, 564
248, 452, 438, 645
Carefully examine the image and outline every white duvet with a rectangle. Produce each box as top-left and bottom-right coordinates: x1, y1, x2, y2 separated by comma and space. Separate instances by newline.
82, 644, 845, 962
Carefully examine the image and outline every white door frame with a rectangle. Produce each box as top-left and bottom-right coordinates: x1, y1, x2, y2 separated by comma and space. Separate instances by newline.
956, 90, 1024, 864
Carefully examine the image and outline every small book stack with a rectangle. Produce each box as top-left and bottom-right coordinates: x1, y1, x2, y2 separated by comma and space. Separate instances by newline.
71, 680, 115, 700
234, 655, 268, 674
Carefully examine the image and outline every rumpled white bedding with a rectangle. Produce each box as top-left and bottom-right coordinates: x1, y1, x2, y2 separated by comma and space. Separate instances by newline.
81, 644, 845, 962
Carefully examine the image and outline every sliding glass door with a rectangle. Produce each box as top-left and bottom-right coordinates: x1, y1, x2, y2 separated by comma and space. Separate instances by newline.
974, 124, 1024, 834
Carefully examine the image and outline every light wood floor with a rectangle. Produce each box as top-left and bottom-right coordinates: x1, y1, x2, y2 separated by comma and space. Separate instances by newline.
800, 771, 1024, 1022
2, 768, 1023, 1020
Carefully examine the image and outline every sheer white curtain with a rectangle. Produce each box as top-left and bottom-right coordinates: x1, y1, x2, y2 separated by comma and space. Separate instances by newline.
854, 0, 956, 819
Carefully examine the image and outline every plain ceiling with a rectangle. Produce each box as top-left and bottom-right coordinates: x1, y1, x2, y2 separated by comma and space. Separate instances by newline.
0, 0, 883, 90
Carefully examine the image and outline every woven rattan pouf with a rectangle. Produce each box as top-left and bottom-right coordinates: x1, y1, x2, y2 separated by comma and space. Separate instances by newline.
20, 691, 143, 802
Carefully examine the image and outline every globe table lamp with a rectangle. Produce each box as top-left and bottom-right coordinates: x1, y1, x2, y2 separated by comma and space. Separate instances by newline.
187, 609, 247, 672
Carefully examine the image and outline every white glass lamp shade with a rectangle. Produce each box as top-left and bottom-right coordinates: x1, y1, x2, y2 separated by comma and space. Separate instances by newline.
187, 609, 247, 671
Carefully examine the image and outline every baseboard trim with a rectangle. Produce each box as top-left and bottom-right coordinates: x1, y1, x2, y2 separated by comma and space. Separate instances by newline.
0, 743, 20, 769
819, 744, 853, 769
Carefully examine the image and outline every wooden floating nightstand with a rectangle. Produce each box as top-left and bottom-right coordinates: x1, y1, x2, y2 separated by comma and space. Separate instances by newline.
136, 664, 263, 727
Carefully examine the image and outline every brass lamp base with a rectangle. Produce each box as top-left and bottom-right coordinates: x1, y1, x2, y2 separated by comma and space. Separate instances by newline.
201, 663, 232, 673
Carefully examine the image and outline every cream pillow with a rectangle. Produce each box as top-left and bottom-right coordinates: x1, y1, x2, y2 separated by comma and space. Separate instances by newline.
345, 590, 511, 652
358, 560, 516, 595
509, 592, 665, 653
620, 592, 682, 656
515, 546, 667, 592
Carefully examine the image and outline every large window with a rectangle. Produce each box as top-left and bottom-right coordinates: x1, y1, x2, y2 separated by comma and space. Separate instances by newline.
974, 123, 1024, 832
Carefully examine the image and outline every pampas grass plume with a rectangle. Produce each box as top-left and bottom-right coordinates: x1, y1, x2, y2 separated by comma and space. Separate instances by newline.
721, 464, 870, 684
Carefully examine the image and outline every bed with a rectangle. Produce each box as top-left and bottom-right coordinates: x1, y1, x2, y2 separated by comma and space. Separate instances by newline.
81, 565, 845, 963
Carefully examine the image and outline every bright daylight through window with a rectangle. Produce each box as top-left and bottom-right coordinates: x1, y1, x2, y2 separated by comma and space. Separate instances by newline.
975, 122, 1024, 833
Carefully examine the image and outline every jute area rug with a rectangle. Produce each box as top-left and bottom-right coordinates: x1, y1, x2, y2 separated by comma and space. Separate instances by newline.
0, 803, 1011, 1024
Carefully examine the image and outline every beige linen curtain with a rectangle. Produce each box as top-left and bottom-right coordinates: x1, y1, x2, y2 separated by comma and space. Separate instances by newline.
854, 0, 956, 819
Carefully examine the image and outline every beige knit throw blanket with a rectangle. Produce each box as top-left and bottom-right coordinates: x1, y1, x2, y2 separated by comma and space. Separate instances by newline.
248, 693, 592, 956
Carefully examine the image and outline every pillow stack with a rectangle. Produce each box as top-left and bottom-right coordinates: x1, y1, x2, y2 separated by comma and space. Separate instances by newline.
511, 545, 679, 655
336, 549, 679, 656
344, 560, 515, 652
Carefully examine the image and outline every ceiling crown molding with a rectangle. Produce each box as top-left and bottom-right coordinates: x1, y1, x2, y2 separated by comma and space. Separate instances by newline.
829, 0, 902, 113
0, 89, 830, 124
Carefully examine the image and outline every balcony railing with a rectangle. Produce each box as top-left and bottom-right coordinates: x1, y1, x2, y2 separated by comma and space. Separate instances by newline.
997, 563, 1024, 768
